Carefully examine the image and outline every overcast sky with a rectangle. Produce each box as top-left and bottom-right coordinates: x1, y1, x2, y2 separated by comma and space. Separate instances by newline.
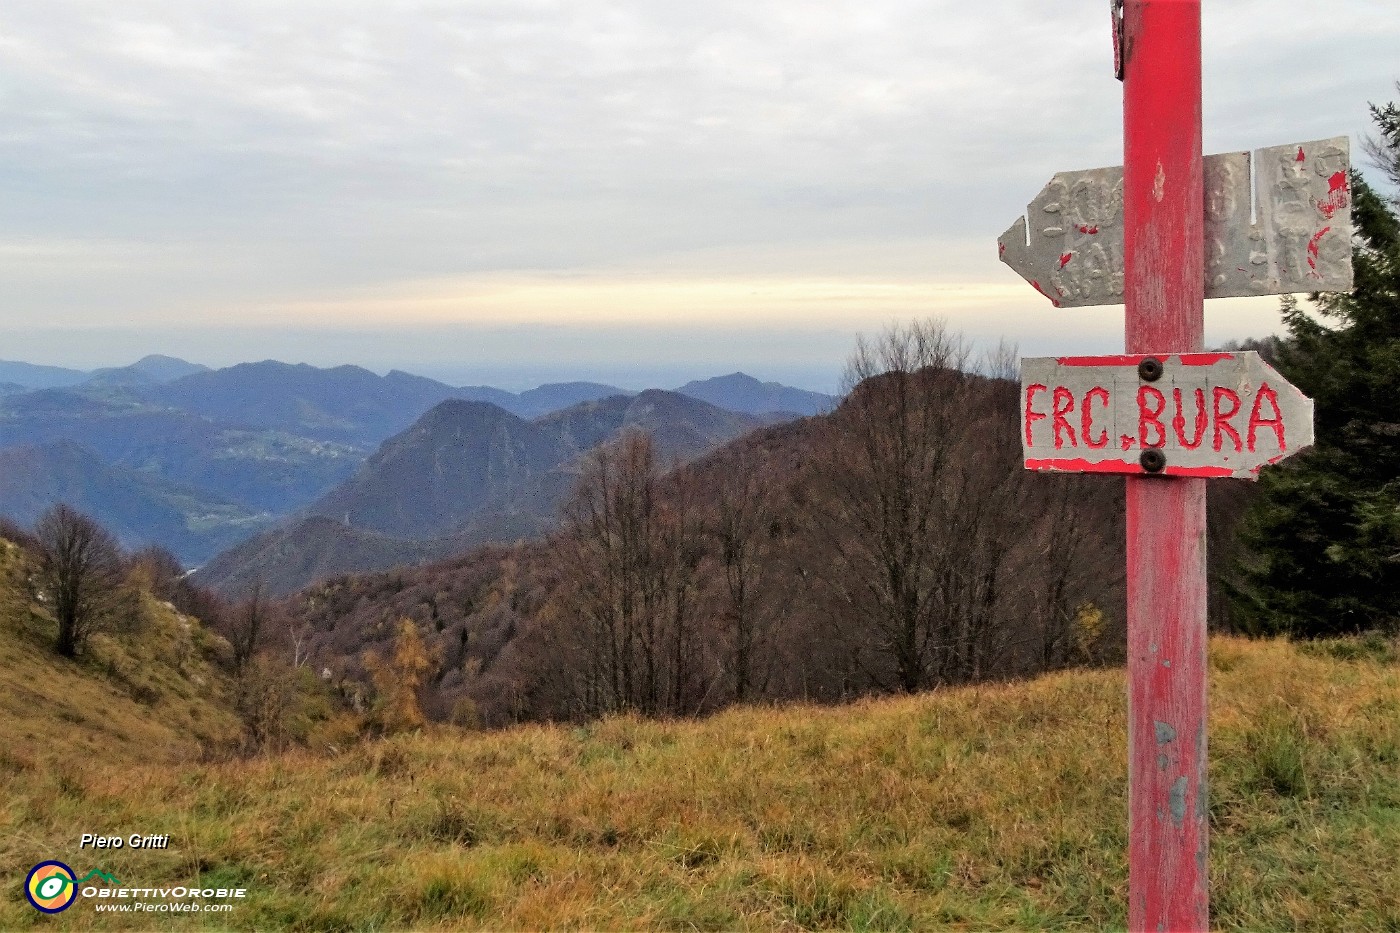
3, 1, 1397, 390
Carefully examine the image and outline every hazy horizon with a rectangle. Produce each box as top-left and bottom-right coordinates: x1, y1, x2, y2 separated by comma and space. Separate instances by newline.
0, 289, 1305, 396
2, 346, 847, 395
4, 1, 1397, 384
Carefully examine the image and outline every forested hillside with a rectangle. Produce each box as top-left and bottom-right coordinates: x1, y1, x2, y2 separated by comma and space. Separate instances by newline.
0, 442, 273, 564
1230, 93, 1400, 637
194, 390, 768, 595
266, 326, 1128, 725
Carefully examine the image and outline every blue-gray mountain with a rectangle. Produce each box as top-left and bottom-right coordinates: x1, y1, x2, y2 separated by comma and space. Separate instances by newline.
675, 373, 835, 417
0, 354, 209, 391
0, 442, 273, 563
193, 390, 767, 595
1, 356, 824, 572
0, 384, 363, 514
85, 354, 213, 388
0, 360, 90, 390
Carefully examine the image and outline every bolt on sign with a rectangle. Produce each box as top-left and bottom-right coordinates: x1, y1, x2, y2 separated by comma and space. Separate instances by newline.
998, 137, 1352, 308
1020, 351, 1313, 479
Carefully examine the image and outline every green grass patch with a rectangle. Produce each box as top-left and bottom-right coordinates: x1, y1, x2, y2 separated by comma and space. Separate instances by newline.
1, 557, 1398, 933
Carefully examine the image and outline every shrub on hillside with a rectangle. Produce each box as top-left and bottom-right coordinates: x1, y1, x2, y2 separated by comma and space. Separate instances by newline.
364, 618, 441, 734
31, 504, 135, 657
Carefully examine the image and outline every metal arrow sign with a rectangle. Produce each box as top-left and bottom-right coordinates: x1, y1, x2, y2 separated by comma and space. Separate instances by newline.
998, 137, 1352, 307
1020, 351, 1313, 479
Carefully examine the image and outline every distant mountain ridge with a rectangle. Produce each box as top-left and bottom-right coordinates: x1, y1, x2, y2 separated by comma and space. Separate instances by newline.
676, 373, 835, 416
514, 382, 635, 418
0, 360, 90, 390
1, 355, 831, 569
1, 355, 829, 419
86, 354, 212, 387
151, 361, 470, 447
0, 355, 210, 391
310, 389, 764, 539
194, 390, 765, 594
311, 399, 565, 539
0, 386, 362, 515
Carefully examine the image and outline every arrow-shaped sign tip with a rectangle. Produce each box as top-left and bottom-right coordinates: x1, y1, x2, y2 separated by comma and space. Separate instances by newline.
998, 213, 1062, 307
997, 215, 1025, 266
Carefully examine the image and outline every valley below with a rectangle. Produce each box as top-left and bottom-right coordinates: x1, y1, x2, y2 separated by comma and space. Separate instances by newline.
0, 357, 829, 588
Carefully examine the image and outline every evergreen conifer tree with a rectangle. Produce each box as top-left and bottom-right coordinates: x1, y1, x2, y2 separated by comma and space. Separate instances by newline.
1233, 89, 1400, 636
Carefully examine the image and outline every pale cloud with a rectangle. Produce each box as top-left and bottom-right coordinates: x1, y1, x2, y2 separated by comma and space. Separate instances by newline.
0, 0, 1396, 384
224, 274, 1036, 329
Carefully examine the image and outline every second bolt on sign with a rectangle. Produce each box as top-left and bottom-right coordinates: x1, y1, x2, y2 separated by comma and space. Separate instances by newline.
1020, 351, 1313, 479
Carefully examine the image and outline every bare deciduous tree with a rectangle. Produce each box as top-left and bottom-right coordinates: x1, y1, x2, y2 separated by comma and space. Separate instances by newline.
229, 581, 267, 673
711, 452, 776, 702
815, 321, 1122, 689
128, 544, 228, 633
560, 431, 706, 716
32, 504, 126, 658
289, 617, 314, 669
234, 655, 300, 754
811, 319, 976, 692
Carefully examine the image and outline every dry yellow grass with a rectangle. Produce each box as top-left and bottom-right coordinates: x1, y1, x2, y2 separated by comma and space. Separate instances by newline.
0, 538, 239, 775
2, 604, 1398, 930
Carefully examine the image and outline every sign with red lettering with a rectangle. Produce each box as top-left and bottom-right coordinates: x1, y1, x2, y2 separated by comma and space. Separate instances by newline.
997, 137, 1353, 308
1021, 351, 1312, 479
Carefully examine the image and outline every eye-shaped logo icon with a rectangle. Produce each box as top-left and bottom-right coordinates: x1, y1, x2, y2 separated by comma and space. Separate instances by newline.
26, 861, 78, 913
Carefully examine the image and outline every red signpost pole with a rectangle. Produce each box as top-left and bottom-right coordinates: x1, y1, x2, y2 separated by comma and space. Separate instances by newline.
1122, 2, 1209, 931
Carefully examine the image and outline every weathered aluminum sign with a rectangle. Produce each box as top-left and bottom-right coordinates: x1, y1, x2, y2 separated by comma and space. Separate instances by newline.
999, 137, 1352, 307
1021, 351, 1312, 479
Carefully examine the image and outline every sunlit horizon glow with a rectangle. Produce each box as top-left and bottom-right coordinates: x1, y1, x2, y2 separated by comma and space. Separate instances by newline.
2, 1, 1396, 387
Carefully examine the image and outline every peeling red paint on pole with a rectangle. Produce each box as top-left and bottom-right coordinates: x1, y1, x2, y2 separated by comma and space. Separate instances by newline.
1000, 4, 1337, 927
1122, 1, 1209, 930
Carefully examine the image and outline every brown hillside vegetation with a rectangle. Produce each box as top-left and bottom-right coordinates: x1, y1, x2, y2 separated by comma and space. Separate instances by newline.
251, 323, 1260, 737
281, 325, 1135, 727
0, 537, 240, 772
1, 636, 1397, 930
191, 515, 455, 603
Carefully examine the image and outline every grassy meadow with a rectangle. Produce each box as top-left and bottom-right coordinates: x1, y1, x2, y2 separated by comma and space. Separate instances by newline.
2, 594, 1398, 932
0, 538, 240, 774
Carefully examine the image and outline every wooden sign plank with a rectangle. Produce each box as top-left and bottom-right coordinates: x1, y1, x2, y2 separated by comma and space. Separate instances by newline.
1020, 351, 1313, 479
